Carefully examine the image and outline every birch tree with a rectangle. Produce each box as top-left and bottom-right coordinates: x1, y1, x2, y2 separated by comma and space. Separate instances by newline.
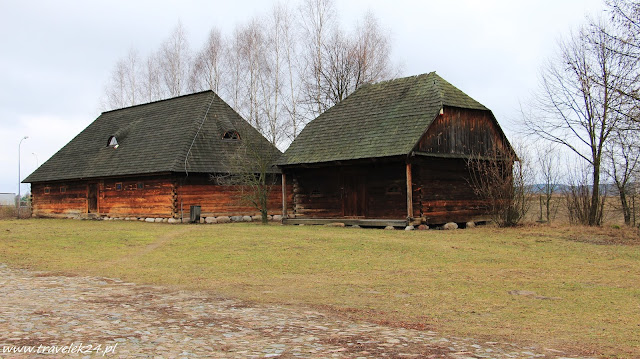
261, 5, 288, 145
278, 4, 305, 140
299, 0, 336, 117
140, 53, 163, 103
101, 1, 399, 147
224, 27, 246, 111
352, 12, 396, 88
159, 22, 191, 97
102, 48, 140, 109
189, 27, 225, 93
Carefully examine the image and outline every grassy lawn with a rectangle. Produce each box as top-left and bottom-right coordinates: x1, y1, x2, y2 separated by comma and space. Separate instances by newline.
1, 219, 639, 357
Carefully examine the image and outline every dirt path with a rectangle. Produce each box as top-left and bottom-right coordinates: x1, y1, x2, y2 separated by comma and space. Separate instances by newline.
0, 264, 591, 358
111, 226, 197, 266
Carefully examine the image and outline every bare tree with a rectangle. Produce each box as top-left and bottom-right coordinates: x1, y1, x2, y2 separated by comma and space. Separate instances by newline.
224, 14, 289, 147
260, 6, 288, 146
100, 4, 399, 147
535, 143, 562, 223
224, 27, 246, 111
299, 0, 336, 117
563, 161, 607, 225
299, 2, 396, 118
606, 0, 640, 65
607, 0, 640, 30
103, 60, 127, 110
102, 48, 140, 110
524, 19, 637, 225
278, 3, 305, 141
211, 140, 281, 225
188, 27, 225, 93
159, 22, 192, 97
319, 29, 356, 107
605, 129, 640, 225
237, 19, 267, 133
123, 49, 139, 106
352, 12, 397, 88
140, 53, 163, 103
467, 145, 531, 227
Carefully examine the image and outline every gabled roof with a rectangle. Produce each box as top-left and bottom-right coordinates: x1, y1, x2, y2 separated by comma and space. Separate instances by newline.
24, 91, 281, 183
279, 72, 490, 166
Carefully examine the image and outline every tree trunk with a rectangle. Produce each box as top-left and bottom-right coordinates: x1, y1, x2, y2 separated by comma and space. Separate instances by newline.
545, 192, 552, 224
589, 162, 601, 226
618, 188, 631, 225
260, 185, 269, 225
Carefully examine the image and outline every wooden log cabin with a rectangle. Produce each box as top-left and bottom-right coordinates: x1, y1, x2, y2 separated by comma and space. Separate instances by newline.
278, 72, 514, 227
23, 91, 285, 221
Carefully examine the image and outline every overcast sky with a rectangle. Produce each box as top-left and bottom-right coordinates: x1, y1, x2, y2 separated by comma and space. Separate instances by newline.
1, 0, 606, 195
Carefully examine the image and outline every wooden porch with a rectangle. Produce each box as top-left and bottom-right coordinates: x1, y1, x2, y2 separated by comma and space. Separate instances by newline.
283, 218, 410, 227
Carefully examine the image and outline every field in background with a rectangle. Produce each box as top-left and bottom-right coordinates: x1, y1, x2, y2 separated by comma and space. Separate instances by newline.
524, 194, 635, 226
0, 219, 638, 357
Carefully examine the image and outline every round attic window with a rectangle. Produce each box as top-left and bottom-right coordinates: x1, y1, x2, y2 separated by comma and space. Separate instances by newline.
222, 130, 240, 140
107, 136, 119, 148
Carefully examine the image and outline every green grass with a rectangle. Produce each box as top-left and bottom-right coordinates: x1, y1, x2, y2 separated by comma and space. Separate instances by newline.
1, 219, 639, 357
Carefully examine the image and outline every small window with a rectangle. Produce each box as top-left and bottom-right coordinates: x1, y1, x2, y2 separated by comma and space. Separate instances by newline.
115, 182, 123, 191
387, 185, 402, 195
44, 187, 50, 194
222, 130, 240, 140
137, 182, 144, 190
60, 186, 66, 193
107, 136, 119, 148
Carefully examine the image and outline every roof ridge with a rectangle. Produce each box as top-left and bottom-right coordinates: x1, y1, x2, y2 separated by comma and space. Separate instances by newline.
431, 73, 488, 110
431, 72, 445, 110
101, 90, 214, 114
171, 91, 217, 175
25, 90, 282, 183
280, 71, 495, 166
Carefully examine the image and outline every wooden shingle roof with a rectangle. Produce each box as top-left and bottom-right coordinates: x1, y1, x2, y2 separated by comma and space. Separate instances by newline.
279, 72, 489, 166
24, 91, 281, 183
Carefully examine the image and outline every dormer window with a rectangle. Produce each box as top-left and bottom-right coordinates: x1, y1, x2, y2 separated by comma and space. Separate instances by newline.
222, 130, 240, 140
107, 136, 119, 148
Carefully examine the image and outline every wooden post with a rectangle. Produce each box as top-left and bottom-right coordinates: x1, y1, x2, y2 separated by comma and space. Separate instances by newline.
406, 163, 413, 220
282, 172, 287, 220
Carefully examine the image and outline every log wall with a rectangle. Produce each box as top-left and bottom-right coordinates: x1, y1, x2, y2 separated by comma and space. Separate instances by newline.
176, 174, 291, 219
292, 169, 342, 218
31, 173, 291, 219
288, 158, 489, 224
99, 177, 174, 218
418, 107, 507, 156
291, 163, 407, 219
32, 181, 87, 217
413, 157, 488, 224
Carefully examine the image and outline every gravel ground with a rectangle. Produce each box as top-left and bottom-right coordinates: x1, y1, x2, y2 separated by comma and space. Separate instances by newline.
0, 264, 593, 358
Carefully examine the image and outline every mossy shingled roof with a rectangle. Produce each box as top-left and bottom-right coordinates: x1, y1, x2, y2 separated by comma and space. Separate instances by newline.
24, 91, 281, 183
279, 72, 489, 165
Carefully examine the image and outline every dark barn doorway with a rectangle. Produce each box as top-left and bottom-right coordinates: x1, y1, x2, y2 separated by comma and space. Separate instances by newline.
87, 183, 98, 213
343, 174, 366, 218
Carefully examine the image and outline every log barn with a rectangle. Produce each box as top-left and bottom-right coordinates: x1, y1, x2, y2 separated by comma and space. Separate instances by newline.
23, 91, 284, 221
278, 72, 514, 227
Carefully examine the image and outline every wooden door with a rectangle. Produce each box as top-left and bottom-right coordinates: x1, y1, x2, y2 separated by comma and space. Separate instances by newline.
343, 173, 366, 218
87, 183, 98, 213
